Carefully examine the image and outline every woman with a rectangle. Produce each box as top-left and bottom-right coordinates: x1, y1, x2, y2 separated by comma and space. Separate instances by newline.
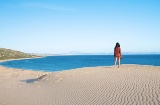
114, 42, 122, 68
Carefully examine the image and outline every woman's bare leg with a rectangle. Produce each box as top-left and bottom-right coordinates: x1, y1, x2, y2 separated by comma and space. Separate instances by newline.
118, 57, 120, 68
114, 57, 117, 67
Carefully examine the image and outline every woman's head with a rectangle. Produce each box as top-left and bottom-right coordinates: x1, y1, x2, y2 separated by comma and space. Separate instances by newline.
115, 42, 120, 47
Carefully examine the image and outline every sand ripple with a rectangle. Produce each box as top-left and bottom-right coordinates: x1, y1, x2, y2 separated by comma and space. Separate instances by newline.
0, 65, 160, 105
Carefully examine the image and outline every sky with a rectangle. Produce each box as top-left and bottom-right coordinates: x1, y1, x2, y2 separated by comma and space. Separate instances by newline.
0, 0, 160, 54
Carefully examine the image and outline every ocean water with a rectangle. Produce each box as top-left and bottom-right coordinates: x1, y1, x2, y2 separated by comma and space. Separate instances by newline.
0, 55, 160, 72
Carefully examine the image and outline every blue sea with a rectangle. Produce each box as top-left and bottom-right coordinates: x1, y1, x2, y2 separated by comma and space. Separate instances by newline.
0, 55, 160, 72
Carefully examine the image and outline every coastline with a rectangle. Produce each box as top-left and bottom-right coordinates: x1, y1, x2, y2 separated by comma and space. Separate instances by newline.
0, 56, 45, 63
0, 64, 160, 105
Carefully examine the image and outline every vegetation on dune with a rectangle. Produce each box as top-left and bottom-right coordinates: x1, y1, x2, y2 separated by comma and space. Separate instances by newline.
0, 48, 37, 60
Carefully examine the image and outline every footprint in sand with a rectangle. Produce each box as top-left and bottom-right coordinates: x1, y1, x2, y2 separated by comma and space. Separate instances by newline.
54, 78, 63, 83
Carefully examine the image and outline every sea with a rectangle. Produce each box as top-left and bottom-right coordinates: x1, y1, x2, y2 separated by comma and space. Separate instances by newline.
0, 55, 160, 72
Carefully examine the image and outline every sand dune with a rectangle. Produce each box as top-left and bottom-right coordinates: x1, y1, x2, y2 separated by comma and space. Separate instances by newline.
0, 65, 160, 105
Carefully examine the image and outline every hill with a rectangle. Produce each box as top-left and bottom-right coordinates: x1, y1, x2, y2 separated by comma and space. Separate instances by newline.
0, 48, 37, 60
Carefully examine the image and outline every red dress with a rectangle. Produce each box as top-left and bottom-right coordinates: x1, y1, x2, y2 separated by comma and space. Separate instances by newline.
114, 47, 122, 58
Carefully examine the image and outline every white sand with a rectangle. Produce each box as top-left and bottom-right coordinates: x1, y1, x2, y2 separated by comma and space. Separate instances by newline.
0, 65, 160, 105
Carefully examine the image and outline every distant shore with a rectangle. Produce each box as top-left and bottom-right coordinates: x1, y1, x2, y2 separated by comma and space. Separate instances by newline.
0, 56, 45, 63
0, 64, 160, 105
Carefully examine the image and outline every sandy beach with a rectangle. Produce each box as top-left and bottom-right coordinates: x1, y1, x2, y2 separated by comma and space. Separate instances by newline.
0, 64, 160, 105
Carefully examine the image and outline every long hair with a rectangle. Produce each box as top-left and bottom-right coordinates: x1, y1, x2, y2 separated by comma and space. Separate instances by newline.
114, 42, 120, 49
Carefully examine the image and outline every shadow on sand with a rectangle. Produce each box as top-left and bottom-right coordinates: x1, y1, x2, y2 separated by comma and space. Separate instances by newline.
21, 79, 37, 83
21, 74, 47, 83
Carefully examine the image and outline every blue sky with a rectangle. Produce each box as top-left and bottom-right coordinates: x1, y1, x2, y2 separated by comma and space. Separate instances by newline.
0, 0, 160, 54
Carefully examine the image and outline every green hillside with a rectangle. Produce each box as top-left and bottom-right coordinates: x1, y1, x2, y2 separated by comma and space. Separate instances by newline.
0, 48, 37, 60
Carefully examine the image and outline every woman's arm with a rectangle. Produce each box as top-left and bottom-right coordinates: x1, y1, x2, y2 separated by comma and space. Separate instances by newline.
120, 48, 122, 59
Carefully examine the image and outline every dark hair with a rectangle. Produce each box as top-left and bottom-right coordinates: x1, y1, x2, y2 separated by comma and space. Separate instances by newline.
115, 42, 120, 49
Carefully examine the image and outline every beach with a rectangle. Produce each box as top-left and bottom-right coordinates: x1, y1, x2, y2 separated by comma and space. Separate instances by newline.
0, 65, 160, 105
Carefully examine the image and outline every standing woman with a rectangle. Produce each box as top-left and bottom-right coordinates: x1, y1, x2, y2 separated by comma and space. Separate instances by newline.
114, 42, 122, 68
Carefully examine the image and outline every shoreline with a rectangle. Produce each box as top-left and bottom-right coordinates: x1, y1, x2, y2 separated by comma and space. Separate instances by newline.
0, 56, 45, 62
1, 63, 160, 73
